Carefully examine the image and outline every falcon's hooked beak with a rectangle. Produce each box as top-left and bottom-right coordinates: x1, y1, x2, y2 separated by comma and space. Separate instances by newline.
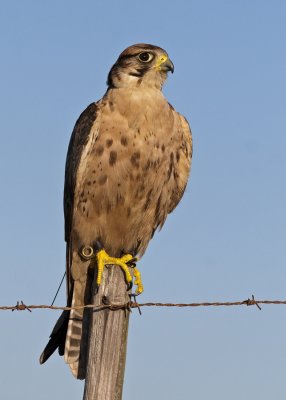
156, 55, 174, 73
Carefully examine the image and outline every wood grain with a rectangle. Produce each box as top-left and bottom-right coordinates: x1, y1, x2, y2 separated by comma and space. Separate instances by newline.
83, 264, 132, 400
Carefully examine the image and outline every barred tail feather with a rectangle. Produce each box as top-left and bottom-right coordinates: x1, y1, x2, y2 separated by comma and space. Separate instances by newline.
64, 280, 86, 378
40, 249, 90, 379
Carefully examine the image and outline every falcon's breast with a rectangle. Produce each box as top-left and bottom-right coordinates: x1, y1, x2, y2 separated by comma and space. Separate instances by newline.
71, 86, 192, 257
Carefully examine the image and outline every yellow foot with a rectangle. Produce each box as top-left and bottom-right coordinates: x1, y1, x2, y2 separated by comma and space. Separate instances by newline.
133, 267, 144, 295
96, 249, 144, 295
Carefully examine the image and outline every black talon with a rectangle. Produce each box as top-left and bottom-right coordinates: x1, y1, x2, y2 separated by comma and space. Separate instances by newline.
127, 281, 133, 291
126, 258, 137, 268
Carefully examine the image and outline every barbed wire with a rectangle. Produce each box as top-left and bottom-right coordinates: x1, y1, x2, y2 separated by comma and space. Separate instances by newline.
2, 296, 286, 313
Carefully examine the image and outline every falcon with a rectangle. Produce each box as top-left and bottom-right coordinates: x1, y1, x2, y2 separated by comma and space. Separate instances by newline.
40, 43, 192, 378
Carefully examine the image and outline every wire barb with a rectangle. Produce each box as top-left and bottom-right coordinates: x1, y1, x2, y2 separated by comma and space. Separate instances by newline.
130, 294, 142, 315
244, 295, 262, 310
11, 301, 32, 312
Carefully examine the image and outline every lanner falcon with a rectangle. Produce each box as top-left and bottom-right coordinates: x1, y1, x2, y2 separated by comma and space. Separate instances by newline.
40, 43, 192, 378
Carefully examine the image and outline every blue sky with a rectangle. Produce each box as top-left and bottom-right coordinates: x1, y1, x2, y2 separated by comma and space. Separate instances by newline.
0, 1, 285, 399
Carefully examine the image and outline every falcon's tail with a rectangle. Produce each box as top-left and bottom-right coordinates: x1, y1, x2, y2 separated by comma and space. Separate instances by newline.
39, 246, 92, 379
63, 279, 91, 379
39, 310, 69, 364
39, 283, 91, 379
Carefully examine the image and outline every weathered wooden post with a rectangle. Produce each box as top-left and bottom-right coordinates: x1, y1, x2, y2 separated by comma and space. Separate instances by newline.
83, 264, 133, 400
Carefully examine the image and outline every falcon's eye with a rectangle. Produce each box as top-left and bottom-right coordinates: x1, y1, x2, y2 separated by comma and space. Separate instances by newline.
138, 52, 154, 63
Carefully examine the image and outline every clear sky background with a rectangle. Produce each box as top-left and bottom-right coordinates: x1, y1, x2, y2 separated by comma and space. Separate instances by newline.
0, 1, 285, 399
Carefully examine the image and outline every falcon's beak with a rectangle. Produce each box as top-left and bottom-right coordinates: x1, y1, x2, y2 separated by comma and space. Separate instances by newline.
156, 55, 175, 73
161, 58, 174, 73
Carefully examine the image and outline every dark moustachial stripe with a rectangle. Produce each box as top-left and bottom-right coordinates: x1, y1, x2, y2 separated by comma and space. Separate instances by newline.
129, 66, 150, 78
129, 71, 143, 77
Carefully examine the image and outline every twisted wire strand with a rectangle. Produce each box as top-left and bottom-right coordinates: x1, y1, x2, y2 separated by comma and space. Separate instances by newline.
2, 296, 286, 312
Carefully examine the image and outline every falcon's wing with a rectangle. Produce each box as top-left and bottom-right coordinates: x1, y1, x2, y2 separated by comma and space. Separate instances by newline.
167, 113, 192, 214
39, 102, 101, 371
64, 102, 100, 298
147, 111, 192, 244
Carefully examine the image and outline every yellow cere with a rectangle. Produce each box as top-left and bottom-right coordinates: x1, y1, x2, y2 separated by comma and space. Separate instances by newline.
155, 54, 168, 70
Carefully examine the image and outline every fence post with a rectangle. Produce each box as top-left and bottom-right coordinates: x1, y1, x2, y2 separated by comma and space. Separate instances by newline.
83, 264, 132, 400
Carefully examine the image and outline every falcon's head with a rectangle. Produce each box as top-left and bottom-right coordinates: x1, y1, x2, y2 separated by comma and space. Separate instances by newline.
107, 44, 174, 90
